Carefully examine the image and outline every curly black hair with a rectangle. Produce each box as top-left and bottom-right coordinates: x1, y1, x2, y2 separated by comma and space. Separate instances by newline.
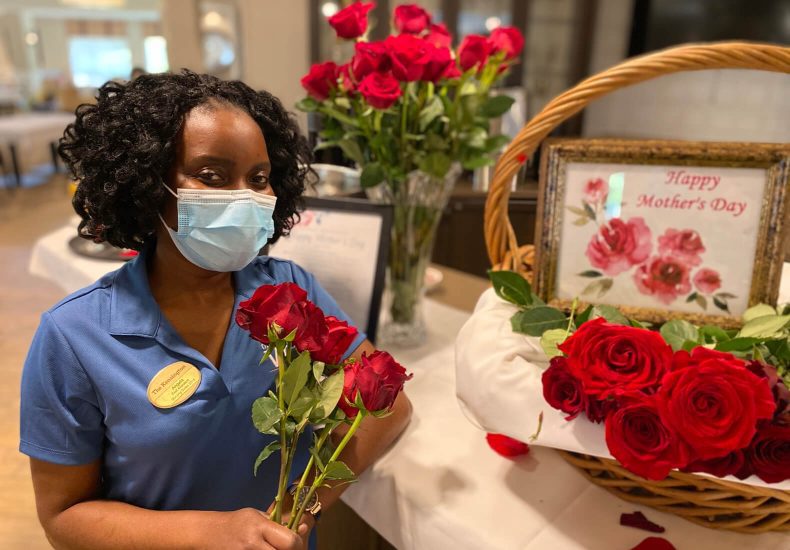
59, 69, 311, 250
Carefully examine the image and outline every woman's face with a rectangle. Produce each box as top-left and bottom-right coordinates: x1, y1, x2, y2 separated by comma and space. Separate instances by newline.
162, 103, 274, 226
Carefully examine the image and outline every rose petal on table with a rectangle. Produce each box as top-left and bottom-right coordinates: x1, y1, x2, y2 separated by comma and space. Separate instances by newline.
629, 536, 676, 550
620, 511, 665, 533
485, 433, 529, 459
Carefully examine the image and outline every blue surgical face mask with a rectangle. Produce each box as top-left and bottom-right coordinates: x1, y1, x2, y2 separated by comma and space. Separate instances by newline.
158, 183, 277, 272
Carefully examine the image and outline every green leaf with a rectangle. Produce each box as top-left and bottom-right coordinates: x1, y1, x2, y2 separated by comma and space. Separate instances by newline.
572, 217, 589, 226
743, 304, 776, 322
540, 328, 568, 358
313, 361, 325, 381
716, 292, 737, 299
583, 202, 596, 220
737, 314, 790, 339
577, 270, 602, 278
418, 152, 452, 179
311, 369, 345, 421
575, 305, 593, 326
288, 387, 316, 421
566, 205, 588, 217
695, 294, 708, 310
686, 291, 698, 303
699, 325, 731, 343
360, 162, 386, 188
253, 441, 281, 476
715, 337, 761, 352
309, 445, 326, 472
461, 156, 494, 170
465, 126, 487, 149
337, 139, 364, 165
483, 134, 511, 153
295, 97, 319, 112
418, 95, 444, 131
480, 95, 516, 118
589, 304, 629, 325
511, 307, 568, 337
488, 270, 533, 307
582, 278, 613, 298
323, 460, 356, 481
251, 396, 282, 434
765, 338, 790, 361
660, 320, 700, 352
459, 80, 478, 96
259, 345, 273, 365
282, 351, 311, 406
713, 296, 730, 313
334, 97, 351, 110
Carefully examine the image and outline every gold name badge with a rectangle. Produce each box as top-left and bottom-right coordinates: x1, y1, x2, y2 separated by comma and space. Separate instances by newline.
147, 361, 202, 409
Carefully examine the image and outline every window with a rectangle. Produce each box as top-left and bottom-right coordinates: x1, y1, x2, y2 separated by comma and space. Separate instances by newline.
144, 36, 169, 73
69, 36, 132, 88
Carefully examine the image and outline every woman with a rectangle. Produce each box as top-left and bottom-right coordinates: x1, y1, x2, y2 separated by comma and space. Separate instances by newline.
19, 70, 411, 550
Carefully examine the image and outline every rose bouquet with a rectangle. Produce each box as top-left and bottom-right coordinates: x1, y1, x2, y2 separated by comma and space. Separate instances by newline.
489, 270, 790, 483
298, 2, 525, 345
235, 282, 412, 530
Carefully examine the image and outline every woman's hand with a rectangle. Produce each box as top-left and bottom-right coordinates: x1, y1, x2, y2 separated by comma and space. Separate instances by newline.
266, 499, 316, 548
202, 508, 305, 550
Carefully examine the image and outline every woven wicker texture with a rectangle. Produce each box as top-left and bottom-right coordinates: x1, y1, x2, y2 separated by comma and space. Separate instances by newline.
484, 42, 790, 532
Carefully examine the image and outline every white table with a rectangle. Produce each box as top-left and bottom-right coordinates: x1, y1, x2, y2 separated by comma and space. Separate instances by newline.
28, 225, 790, 549
0, 112, 74, 186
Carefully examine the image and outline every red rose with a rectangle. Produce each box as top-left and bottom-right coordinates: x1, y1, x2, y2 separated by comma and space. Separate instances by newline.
339, 351, 412, 418
558, 318, 673, 399
542, 356, 587, 420
692, 268, 721, 295
746, 423, 790, 483
488, 26, 524, 60
236, 283, 308, 343
486, 433, 529, 459
583, 177, 608, 205
746, 361, 790, 424
605, 393, 688, 480
586, 217, 652, 276
384, 34, 432, 81
311, 316, 358, 365
422, 46, 454, 83
327, 1, 375, 40
357, 71, 402, 109
657, 348, 776, 461
682, 449, 746, 478
393, 4, 431, 34
425, 22, 451, 48
658, 228, 705, 267
350, 41, 390, 80
300, 61, 338, 101
457, 34, 491, 71
288, 300, 330, 355
585, 397, 618, 424
633, 255, 692, 305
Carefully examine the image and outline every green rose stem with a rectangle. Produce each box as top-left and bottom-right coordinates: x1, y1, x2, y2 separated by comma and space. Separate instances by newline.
272, 342, 289, 524
285, 424, 333, 530
290, 411, 366, 529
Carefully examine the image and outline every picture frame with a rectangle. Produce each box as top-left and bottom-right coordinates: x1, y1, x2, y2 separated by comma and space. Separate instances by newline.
534, 139, 790, 327
268, 196, 392, 342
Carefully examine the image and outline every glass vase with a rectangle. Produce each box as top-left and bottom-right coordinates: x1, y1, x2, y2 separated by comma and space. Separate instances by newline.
366, 163, 462, 347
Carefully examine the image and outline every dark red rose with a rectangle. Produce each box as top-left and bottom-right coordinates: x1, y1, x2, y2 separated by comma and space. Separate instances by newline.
425, 22, 451, 48
605, 393, 688, 480
384, 34, 432, 81
236, 283, 308, 343
311, 316, 358, 365
288, 300, 330, 355
486, 433, 529, 459
586, 217, 652, 276
487, 26, 524, 60
350, 41, 390, 80
585, 397, 618, 424
620, 511, 665, 533
339, 351, 412, 418
393, 4, 431, 34
633, 255, 692, 305
558, 318, 673, 399
457, 34, 491, 71
746, 423, 790, 483
658, 228, 705, 267
657, 348, 776, 461
542, 356, 587, 420
745, 361, 790, 424
327, 1, 375, 39
681, 449, 746, 478
357, 71, 402, 109
422, 46, 454, 83
300, 61, 338, 101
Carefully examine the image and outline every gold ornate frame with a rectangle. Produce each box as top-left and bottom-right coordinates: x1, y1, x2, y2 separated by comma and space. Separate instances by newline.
534, 139, 790, 327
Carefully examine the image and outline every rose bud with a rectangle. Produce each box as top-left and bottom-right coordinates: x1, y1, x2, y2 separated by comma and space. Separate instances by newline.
328, 1, 375, 40
393, 4, 431, 34
339, 351, 412, 418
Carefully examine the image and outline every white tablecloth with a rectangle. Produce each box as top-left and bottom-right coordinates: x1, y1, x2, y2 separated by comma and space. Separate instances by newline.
0, 112, 74, 175
28, 225, 790, 549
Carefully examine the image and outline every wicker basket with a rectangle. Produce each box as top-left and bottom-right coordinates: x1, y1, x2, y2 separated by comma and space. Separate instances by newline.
484, 42, 790, 534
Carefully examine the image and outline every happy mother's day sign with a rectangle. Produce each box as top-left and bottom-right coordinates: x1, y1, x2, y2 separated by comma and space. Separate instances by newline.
535, 140, 790, 326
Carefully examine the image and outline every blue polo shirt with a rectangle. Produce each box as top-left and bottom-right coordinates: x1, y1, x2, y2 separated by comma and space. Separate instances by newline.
19, 248, 366, 513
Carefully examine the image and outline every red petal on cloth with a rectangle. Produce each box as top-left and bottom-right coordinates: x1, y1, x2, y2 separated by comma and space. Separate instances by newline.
620, 511, 665, 533
485, 433, 529, 459
630, 537, 676, 550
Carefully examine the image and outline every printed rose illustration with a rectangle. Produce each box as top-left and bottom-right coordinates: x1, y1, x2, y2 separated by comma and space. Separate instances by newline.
633, 255, 692, 305
571, 174, 737, 311
585, 217, 652, 276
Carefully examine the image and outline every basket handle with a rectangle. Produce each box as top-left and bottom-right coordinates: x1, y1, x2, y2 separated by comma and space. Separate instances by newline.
484, 42, 790, 270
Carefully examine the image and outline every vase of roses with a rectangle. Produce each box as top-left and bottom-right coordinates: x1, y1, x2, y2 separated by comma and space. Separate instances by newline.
297, 2, 524, 346
235, 282, 411, 530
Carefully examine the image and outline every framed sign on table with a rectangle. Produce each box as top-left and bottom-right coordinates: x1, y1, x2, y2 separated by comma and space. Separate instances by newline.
268, 196, 392, 342
534, 139, 790, 327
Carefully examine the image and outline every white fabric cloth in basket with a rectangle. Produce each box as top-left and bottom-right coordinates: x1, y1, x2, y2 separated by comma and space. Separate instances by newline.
455, 288, 790, 491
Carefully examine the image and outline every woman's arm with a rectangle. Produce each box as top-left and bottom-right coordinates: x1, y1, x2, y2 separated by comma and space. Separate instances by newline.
316, 339, 413, 510
30, 459, 304, 550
